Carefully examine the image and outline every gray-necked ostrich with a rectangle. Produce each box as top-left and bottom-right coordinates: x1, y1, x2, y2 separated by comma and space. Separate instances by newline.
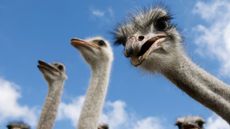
71, 37, 113, 129
7, 121, 30, 129
113, 7, 230, 123
176, 116, 205, 129
37, 60, 67, 129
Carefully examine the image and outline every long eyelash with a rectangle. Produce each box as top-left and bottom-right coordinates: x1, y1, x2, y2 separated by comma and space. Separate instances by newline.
112, 25, 127, 45
155, 14, 173, 24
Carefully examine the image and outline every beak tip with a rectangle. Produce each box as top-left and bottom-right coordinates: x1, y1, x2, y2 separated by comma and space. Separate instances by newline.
70, 38, 80, 47
37, 65, 41, 69
70, 41, 74, 46
38, 60, 42, 64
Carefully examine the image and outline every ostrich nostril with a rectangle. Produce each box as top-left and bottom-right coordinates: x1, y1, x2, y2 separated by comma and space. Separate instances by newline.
138, 36, 145, 41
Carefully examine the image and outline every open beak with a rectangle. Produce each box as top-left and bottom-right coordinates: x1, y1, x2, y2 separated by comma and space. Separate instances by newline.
37, 60, 59, 74
130, 34, 167, 66
71, 38, 99, 49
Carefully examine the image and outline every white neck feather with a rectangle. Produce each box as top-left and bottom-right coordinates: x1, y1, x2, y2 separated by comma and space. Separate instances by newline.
77, 61, 112, 129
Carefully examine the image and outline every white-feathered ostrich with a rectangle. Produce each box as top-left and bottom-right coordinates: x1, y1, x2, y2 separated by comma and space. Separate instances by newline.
37, 60, 67, 129
71, 37, 113, 129
176, 116, 205, 129
7, 121, 30, 129
113, 6, 230, 123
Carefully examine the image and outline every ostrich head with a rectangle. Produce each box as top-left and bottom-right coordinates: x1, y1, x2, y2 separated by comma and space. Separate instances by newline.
37, 60, 67, 84
175, 116, 205, 129
71, 36, 113, 68
7, 121, 30, 129
98, 123, 109, 129
113, 7, 182, 72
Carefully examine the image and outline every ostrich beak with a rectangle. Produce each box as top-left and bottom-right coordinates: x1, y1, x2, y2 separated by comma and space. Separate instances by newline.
37, 60, 59, 74
71, 38, 100, 49
128, 34, 167, 66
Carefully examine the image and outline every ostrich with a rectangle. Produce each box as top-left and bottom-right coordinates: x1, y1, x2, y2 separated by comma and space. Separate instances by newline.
37, 60, 67, 129
7, 121, 30, 129
98, 123, 109, 129
175, 116, 205, 129
71, 37, 113, 129
113, 7, 230, 123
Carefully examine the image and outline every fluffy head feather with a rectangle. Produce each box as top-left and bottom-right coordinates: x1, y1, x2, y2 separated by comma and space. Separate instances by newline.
176, 116, 205, 129
71, 36, 113, 69
113, 6, 183, 72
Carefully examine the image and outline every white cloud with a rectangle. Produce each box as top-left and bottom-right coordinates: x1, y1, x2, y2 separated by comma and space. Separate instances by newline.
90, 7, 114, 22
206, 115, 230, 129
0, 77, 37, 126
58, 96, 85, 127
92, 9, 105, 17
193, 0, 230, 76
101, 101, 129, 129
58, 95, 230, 129
133, 117, 164, 129
58, 96, 165, 129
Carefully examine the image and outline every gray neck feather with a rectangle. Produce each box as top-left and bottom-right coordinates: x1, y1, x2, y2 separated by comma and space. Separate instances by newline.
77, 61, 112, 129
161, 53, 230, 123
37, 80, 65, 129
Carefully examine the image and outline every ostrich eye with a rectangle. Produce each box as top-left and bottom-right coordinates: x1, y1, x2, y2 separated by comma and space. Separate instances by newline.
97, 40, 106, 46
154, 16, 171, 31
57, 65, 64, 70
196, 120, 204, 127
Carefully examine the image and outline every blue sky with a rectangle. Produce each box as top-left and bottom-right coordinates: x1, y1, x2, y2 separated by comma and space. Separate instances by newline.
0, 0, 230, 129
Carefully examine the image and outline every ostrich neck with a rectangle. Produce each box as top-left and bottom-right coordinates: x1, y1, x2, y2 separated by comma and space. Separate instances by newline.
78, 61, 112, 129
162, 54, 230, 123
37, 80, 65, 129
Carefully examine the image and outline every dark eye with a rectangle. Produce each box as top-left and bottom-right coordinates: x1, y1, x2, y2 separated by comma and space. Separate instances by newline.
196, 120, 204, 128
98, 40, 106, 46
154, 16, 171, 31
57, 65, 64, 70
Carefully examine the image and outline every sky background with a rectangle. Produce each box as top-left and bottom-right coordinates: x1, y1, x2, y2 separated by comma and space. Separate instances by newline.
0, 0, 230, 129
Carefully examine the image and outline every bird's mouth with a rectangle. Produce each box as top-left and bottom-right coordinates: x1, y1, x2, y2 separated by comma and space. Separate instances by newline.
130, 35, 167, 66
37, 60, 59, 74
71, 38, 99, 49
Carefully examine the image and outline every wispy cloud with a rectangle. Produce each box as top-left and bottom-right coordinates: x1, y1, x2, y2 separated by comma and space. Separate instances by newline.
1, 76, 228, 129
0, 76, 165, 129
92, 9, 105, 17
58, 96, 229, 129
193, 0, 230, 76
58, 96, 165, 129
89, 7, 115, 25
90, 7, 114, 18
0, 77, 37, 126
58, 96, 84, 127
133, 117, 164, 129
